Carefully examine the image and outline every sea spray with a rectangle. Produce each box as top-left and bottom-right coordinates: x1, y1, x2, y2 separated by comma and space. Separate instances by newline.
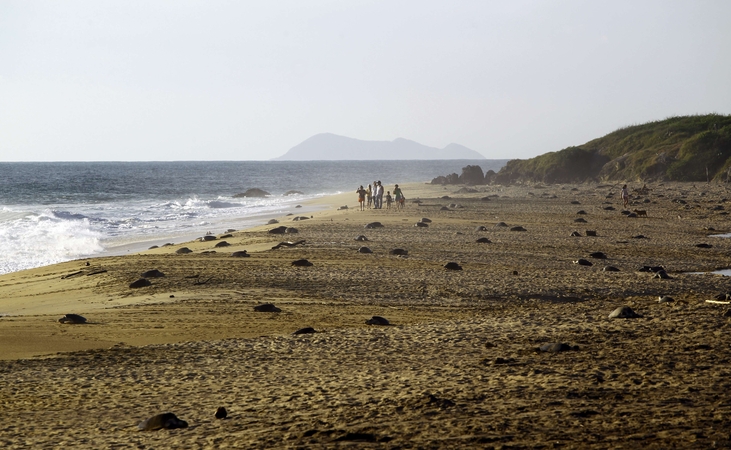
0, 210, 103, 274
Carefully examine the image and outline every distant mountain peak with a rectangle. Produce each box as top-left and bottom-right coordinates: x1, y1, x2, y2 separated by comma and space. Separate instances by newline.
273, 134, 485, 160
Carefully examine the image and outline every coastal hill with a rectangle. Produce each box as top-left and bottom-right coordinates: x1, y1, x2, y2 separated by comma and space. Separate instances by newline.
495, 114, 731, 183
273, 133, 485, 160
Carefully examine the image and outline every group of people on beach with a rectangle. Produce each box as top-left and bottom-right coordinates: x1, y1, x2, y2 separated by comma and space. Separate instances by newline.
356, 181, 405, 211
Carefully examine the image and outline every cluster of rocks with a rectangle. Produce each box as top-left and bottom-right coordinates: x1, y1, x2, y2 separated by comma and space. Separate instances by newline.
430, 165, 497, 186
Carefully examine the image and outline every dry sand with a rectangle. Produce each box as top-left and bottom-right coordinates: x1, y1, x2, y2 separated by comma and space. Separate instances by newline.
1, 181, 731, 448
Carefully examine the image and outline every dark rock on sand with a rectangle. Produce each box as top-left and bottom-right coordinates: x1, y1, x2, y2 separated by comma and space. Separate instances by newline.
570, 200, 581, 205
695, 243, 713, 248
576, 210, 587, 215
632, 234, 647, 239
574, 259, 593, 266
254, 303, 281, 313
444, 262, 463, 270
138, 412, 189, 431
233, 188, 270, 198
141, 269, 165, 278
585, 230, 597, 237
510, 226, 527, 232
231, 251, 250, 257
354, 235, 368, 241
415, 222, 428, 227
589, 252, 607, 259
267, 219, 279, 225
215, 407, 228, 419
440, 206, 450, 211
603, 206, 616, 211
603, 266, 620, 272
214, 241, 231, 248
365, 316, 390, 325
389, 248, 408, 256
176, 247, 193, 254
293, 327, 316, 335
285, 227, 299, 234
420, 218, 432, 223
608, 306, 641, 319
358, 247, 373, 253
129, 278, 152, 288
269, 226, 288, 234
58, 314, 87, 324
364, 222, 384, 229
476, 237, 491, 243
574, 218, 587, 223
291, 259, 313, 267
539, 343, 578, 352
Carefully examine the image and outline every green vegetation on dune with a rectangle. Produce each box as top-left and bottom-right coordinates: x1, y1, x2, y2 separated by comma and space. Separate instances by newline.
496, 114, 731, 183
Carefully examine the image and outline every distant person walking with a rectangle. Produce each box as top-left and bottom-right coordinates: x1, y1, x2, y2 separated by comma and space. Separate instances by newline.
621, 184, 629, 208
366, 184, 373, 209
393, 184, 404, 210
356, 185, 367, 211
375, 181, 384, 209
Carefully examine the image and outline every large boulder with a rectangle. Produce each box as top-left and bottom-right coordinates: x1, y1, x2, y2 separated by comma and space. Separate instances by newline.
430, 175, 449, 185
458, 165, 485, 185
446, 173, 459, 184
484, 169, 497, 184
233, 188, 271, 198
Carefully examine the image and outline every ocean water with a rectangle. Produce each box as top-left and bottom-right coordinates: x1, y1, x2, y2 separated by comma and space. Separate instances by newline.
0, 160, 506, 274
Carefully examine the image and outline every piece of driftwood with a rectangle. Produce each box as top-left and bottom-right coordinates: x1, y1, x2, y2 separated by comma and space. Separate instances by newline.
61, 271, 83, 279
272, 239, 306, 250
705, 300, 731, 305
86, 270, 107, 276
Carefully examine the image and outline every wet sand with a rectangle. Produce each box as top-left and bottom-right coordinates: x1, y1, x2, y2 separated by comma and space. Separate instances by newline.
1, 181, 731, 448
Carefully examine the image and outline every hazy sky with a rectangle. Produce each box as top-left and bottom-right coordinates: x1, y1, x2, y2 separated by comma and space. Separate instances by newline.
1, 0, 730, 161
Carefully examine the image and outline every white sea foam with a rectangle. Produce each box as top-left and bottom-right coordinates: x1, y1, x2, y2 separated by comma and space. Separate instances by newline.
0, 210, 104, 274
0, 194, 322, 274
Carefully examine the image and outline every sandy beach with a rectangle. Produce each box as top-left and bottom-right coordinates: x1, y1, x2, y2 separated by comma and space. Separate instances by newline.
2, 181, 731, 448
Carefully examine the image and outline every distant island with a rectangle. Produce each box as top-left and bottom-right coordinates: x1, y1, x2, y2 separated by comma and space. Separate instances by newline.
494, 114, 731, 183
273, 133, 485, 160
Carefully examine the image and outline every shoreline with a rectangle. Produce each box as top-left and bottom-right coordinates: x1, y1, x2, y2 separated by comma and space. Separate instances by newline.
2, 180, 731, 447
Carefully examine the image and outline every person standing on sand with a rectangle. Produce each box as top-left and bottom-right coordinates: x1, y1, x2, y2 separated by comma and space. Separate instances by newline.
376, 181, 383, 209
385, 191, 392, 209
393, 184, 404, 210
366, 184, 373, 209
356, 185, 367, 211
621, 184, 629, 208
